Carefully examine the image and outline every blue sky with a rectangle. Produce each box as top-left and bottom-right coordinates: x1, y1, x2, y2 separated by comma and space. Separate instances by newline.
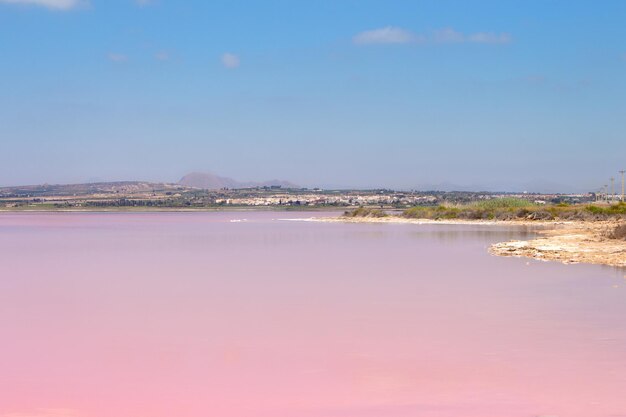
1, 0, 625, 191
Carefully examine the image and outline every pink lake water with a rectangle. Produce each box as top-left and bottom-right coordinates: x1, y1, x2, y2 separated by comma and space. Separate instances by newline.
1, 212, 625, 417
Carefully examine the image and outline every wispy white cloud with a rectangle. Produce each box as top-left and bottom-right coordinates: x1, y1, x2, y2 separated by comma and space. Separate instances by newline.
107, 53, 128, 62
433, 27, 465, 43
352, 26, 425, 45
354, 26, 512, 46
353, 26, 422, 45
0, 0, 85, 10
221, 52, 240, 69
134, 0, 153, 6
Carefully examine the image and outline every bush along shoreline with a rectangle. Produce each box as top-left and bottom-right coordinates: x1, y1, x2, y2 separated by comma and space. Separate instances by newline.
342, 199, 626, 266
345, 199, 626, 222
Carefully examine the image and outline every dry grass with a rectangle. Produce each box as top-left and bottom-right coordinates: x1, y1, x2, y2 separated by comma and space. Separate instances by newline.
407, 202, 626, 222
343, 207, 388, 218
605, 223, 626, 240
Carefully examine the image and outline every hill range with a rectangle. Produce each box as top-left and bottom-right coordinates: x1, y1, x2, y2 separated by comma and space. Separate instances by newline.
178, 172, 298, 190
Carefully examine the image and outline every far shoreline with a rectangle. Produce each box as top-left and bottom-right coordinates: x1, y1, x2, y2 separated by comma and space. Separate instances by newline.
302, 214, 569, 227
0, 206, 347, 214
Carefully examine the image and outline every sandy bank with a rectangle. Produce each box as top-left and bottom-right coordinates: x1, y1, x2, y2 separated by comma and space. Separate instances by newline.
490, 221, 626, 268
306, 216, 626, 268
304, 215, 569, 227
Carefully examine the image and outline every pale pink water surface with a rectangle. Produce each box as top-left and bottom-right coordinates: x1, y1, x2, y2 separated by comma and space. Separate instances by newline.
1, 212, 625, 417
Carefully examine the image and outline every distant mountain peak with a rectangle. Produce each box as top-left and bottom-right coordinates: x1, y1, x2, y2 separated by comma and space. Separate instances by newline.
178, 172, 298, 190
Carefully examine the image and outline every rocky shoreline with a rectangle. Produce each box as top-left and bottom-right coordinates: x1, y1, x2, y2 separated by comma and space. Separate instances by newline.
489, 221, 626, 268
310, 216, 626, 268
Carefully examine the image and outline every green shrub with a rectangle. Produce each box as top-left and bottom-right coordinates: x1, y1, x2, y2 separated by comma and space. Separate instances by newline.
344, 207, 388, 218
585, 205, 605, 214
469, 198, 534, 210
400, 202, 625, 222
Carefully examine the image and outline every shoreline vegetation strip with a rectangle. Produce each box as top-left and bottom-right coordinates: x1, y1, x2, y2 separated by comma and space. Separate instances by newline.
335, 201, 626, 268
